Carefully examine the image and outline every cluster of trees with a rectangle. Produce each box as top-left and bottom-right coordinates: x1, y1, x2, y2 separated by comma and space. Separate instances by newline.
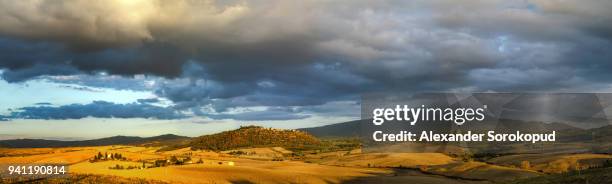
543, 159, 581, 173
190, 126, 320, 151
109, 162, 146, 170
228, 150, 258, 156
91, 152, 126, 162
108, 164, 142, 170
169, 155, 190, 165
540, 158, 612, 173
228, 150, 246, 155
150, 155, 203, 168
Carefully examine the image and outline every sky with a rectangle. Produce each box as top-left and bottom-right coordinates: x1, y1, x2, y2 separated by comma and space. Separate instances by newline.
0, 0, 612, 140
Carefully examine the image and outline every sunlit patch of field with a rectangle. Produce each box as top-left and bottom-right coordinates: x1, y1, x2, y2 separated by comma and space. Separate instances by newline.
0, 148, 56, 157
0, 147, 103, 157
344, 169, 493, 184
4, 145, 607, 183
156, 147, 193, 156
0, 146, 164, 164
220, 147, 292, 160
0, 147, 98, 164
110, 146, 160, 154
69, 157, 389, 183
314, 152, 455, 168
159, 147, 221, 158
0, 146, 390, 184
428, 161, 541, 182
2, 173, 170, 184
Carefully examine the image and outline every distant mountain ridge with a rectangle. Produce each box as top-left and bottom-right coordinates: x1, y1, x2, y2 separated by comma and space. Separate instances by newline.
299, 120, 362, 138
0, 134, 189, 148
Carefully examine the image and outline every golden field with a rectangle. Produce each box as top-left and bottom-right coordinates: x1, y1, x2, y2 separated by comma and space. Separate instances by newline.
0, 146, 389, 184
1, 145, 611, 184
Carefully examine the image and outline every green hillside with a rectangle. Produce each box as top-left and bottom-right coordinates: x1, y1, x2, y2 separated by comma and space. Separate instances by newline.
189, 126, 321, 151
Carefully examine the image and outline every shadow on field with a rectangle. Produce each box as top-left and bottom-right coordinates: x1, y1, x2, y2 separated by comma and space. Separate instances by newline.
342, 168, 491, 184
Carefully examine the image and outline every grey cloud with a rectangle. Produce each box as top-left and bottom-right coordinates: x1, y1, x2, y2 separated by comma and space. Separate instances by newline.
1, 63, 81, 82
44, 74, 161, 91
468, 67, 574, 91
296, 101, 361, 118
0, 0, 507, 80
156, 62, 370, 111
59, 85, 104, 92
204, 107, 310, 121
0, 0, 611, 118
137, 98, 160, 104
7, 101, 186, 120
0, 37, 188, 82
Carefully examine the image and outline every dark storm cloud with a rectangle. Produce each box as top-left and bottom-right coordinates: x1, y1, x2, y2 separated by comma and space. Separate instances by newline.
7, 101, 185, 120
0, 37, 188, 82
1, 0, 612, 121
155, 62, 372, 111
0, 38, 81, 82
43, 74, 161, 91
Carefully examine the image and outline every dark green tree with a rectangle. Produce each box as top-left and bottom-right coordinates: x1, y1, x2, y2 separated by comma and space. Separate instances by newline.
170, 156, 178, 164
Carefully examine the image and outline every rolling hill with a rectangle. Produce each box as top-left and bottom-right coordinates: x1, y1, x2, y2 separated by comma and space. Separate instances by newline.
506, 167, 612, 184
0, 134, 190, 148
189, 125, 321, 151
